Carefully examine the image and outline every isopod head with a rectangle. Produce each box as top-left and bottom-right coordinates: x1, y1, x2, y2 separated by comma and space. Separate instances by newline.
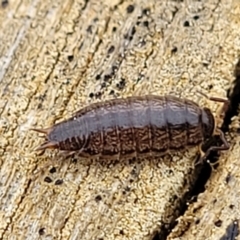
201, 107, 215, 140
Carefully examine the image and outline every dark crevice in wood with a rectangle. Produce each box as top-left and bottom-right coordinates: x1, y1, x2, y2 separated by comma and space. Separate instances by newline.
152, 58, 240, 240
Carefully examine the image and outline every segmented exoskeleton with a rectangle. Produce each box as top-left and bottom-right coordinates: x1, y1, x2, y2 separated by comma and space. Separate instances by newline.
32, 94, 229, 163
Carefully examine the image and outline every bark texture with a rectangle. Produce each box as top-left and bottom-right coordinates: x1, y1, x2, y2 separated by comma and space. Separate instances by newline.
0, 0, 239, 239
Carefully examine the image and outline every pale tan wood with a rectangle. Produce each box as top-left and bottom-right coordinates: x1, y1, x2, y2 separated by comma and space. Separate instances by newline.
168, 2, 240, 239
168, 118, 240, 240
0, 0, 238, 239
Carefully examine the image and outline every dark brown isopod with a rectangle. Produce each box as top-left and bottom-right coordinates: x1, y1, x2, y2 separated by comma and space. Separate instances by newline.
31, 93, 230, 163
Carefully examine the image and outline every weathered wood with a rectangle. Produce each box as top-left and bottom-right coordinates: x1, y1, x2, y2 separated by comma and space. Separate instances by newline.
0, 0, 239, 239
168, 2, 240, 239
168, 119, 240, 240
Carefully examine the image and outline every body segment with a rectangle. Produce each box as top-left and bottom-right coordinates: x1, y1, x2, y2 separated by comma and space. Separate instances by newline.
32, 95, 221, 161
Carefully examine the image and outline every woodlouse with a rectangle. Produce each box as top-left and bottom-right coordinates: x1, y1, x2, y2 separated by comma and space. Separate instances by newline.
32, 93, 230, 163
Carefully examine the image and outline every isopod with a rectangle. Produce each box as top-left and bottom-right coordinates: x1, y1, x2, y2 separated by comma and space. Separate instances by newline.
31, 93, 230, 163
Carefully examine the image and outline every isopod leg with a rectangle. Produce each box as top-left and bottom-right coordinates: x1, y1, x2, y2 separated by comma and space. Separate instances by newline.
33, 160, 56, 177
32, 152, 75, 179
60, 151, 76, 158
194, 146, 205, 166
196, 130, 230, 165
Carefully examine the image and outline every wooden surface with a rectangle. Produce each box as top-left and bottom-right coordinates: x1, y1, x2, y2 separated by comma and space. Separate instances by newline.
0, 0, 239, 239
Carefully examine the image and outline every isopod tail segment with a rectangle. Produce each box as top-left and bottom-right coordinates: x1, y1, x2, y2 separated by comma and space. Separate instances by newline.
30, 127, 59, 151
195, 90, 230, 165
30, 127, 52, 135
30, 127, 76, 157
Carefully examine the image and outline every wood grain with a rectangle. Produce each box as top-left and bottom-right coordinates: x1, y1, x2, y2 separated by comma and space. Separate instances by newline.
0, 0, 239, 239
